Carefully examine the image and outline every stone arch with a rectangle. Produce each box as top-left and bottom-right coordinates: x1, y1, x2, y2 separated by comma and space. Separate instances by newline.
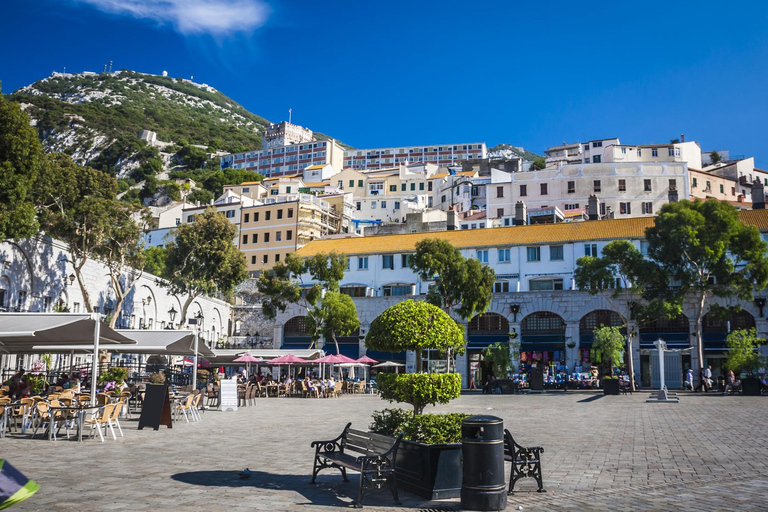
702, 309, 756, 355
638, 312, 690, 349
519, 311, 566, 365
468, 312, 510, 350
283, 315, 312, 349
578, 309, 626, 354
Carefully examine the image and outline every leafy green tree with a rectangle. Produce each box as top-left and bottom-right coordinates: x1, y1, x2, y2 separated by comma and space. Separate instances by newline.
366, 300, 465, 415
143, 246, 169, 278
725, 328, 765, 375
410, 238, 495, 320
482, 342, 512, 378
709, 151, 722, 165
257, 252, 354, 354
186, 188, 214, 205
308, 291, 360, 356
644, 200, 768, 379
36, 154, 119, 312
175, 144, 208, 169
592, 326, 625, 376
529, 156, 547, 170
163, 208, 248, 324
574, 239, 662, 390
0, 90, 45, 239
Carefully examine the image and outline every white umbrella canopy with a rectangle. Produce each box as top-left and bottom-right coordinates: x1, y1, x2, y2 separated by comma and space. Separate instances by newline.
372, 361, 405, 373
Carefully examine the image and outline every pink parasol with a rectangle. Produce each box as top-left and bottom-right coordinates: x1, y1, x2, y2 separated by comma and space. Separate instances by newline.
313, 355, 340, 364
332, 354, 358, 364
269, 354, 309, 365
233, 354, 264, 363
356, 355, 378, 364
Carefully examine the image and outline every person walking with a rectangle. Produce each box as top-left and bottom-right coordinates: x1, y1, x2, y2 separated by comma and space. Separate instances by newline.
685, 368, 694, 391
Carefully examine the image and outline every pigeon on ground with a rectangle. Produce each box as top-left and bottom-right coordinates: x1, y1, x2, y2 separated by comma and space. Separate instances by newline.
239, 468, 252, 479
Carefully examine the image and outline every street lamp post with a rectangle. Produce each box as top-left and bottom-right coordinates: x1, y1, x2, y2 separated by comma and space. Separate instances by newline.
192, 311, 203, 390
167, 306, 177, 329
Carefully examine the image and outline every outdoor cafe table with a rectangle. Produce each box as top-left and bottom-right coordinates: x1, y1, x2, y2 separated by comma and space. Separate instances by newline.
45, 404, 102, 442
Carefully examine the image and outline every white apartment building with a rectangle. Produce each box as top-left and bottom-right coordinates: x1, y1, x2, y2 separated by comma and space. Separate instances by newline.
486, 162, 689, 222
545, 138, 703, 170
344, 143, 487, 169
221, 139, 346, 178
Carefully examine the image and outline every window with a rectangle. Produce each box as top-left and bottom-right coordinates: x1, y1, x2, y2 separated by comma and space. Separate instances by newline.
287, 230, 292, 240
265, 211, 271, 221
349, 180, 355, 188
706, 181, 711, 190
567, 181, 575, 193
564, 203, 579, 210
394, 201, 400, 210
419, 183, 425, 191
620, 202, 631, 214
410, 183, 416, 191
401, 254, 412, 267
692, 177, 698, 188
527, 246, 541, 261
428, 181, 433, 191
644, 179, 652, 192
476, 250, 489, 263
244, 213, 250, 223
253, 234, 258, 243
285, 186, 291, 193
270, 189, 278, 196
345, 258, 350, 271
225, 210, 235, 218
494, 281, 510, 293
592, 155, 601, 163
529, 278, 564, 291
254, 212, 259, 222
187, 215, 194, 222
585, 244, 598, 257
389, 185, 397, 192
251, 255, 257, 264
383, 284, 412, 296
358, 180, 363, 187
496, 186, 504, 198
618, 179, 626, 192
550, 245, 564, 260
263, 254, 268, 264
242, 234, 248, 244
498, 248, 510, 263
276, 232, 282, 242
401, 183, 406, 192
540, 183, 548, 195
594, 180, 601, 192
621, 147, 627, 154
497, 208, 504, 218
371, 201, 377, 210
669, 179, 677, 190
356, 202, 361, 211
358, 257, 369, 270
668, 147, 675, 157
520, 184, 527, 196
264, 233, 270, 243
720, 184, 724, 194
592, 141, 602, 148
441, 195, 446, 203
732, 187, 736, 196
287, 208, 294, 218
382, 255, 394, 269
275, 253, 280, 262
652, 148, 658, 157
675, 148, 681, 157
642, 202, 653, 214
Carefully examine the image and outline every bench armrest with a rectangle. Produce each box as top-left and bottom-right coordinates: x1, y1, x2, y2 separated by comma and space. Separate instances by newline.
311, 422, 352, 450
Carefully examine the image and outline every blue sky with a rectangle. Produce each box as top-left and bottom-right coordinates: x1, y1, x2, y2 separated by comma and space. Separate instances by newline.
1, 1, 767, 165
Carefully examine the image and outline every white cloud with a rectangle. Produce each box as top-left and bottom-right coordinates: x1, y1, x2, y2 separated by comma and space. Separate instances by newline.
77, 0, 270, 36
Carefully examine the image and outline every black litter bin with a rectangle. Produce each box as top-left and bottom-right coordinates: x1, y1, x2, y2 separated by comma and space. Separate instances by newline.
460, 415, 507, 511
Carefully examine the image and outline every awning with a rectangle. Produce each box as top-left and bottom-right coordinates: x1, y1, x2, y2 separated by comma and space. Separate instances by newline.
0, 313, 134, 353
24, 330, 214, 358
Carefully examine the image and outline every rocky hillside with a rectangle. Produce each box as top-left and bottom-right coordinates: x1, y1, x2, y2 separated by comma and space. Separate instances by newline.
488, 143, 541, 164
11, 70, 275, 176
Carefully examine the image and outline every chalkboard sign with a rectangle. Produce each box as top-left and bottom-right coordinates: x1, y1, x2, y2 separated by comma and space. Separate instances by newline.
220, 378, 238, 412
529, 367, 544, 391
138, 384, 173, 430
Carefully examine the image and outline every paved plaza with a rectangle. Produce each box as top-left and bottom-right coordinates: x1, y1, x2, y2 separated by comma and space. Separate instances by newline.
3, 390, 768, 511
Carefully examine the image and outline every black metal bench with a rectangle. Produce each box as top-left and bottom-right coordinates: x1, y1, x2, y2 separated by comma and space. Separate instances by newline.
503, 428, 545, 494
310, 422, 402, 508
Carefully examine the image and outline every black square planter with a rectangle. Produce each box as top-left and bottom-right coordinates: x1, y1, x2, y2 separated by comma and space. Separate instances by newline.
602, 379, 621, 395
395, 440, 462, 500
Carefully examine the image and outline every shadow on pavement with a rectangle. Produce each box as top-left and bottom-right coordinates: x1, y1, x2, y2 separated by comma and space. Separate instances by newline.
577, 394, 604, 403
171, 469, 414, 508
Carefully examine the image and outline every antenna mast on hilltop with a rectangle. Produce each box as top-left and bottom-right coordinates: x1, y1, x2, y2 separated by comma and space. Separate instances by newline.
109, 60, 113, 73
288, 108, 292, 124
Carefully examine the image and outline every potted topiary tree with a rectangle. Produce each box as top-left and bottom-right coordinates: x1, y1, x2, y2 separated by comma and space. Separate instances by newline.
365, 299, 466, 499
725, 328, 766, 396
593, 326, 625, 395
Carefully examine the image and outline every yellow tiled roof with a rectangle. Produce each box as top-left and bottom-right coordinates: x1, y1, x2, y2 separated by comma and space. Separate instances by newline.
303, 182, 328, 187
295, 209, 768, 257
305, 164, 326, 170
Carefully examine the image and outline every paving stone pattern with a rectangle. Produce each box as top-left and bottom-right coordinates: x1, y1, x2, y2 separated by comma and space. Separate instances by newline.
3, 391, 768, 511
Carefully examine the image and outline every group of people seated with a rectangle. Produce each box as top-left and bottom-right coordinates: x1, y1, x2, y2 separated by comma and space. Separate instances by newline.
236, 372, 345, 397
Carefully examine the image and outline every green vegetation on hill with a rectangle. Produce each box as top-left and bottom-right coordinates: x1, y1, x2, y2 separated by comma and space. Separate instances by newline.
489, 143, 541, 162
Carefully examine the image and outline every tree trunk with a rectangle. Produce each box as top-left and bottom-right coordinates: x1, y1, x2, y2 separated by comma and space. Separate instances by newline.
331, 332, 340, 358
179, 295, 196, 328
415, 347, 423, 373
695, 292, 706, 388
626, 315, 636, 391
74, 260, 93, 313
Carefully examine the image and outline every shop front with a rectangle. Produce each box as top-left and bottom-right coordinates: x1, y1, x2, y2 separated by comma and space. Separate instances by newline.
467, 313, 510, 388
638, 314, 690, 387
702, 309, 755, 384
578, 310, 625, 374
520, 312, 566, 386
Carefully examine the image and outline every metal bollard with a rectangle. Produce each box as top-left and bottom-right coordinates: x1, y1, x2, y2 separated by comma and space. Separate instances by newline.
460, 415, 507, 511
